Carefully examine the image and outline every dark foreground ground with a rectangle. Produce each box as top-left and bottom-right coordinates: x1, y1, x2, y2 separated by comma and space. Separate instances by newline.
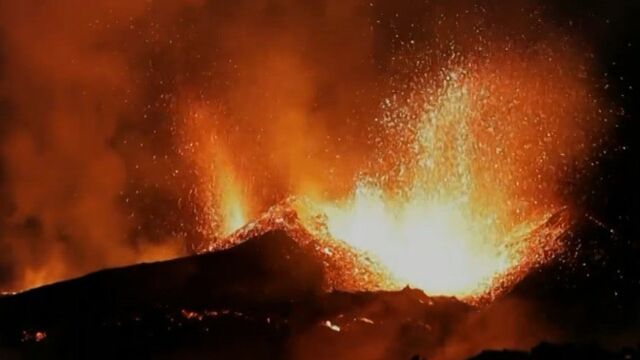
0, 230, 637, 359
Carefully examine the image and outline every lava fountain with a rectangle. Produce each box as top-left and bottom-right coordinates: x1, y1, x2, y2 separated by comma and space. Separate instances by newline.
203, 51, 590, 302
294, 67, 573, 300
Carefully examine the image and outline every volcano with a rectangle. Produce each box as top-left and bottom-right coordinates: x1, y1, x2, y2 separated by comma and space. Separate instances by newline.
0, 205, 619, 360
0, 0, 637, 358
0, 227, 473, 359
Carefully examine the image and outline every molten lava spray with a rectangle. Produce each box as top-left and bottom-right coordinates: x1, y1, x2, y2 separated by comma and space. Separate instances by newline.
208, 44, 597, 301
298, 68, 574, 299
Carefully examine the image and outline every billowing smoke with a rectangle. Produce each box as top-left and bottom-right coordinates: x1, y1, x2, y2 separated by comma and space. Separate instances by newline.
0, 0, 382, 291
0, 1, 148, 290
0, 0, 608, 294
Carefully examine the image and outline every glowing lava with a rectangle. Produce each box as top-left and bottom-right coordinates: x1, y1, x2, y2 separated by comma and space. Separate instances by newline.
301, 184, 568, 300
317, 186, 529, 298
215, 166, 248, 236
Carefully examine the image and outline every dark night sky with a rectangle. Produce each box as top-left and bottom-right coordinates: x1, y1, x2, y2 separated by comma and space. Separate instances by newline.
511, 0, 640, 345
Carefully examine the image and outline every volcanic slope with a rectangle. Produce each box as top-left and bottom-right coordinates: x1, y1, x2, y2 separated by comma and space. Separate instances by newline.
0, 199, 572, 359
0, 224, 472, 359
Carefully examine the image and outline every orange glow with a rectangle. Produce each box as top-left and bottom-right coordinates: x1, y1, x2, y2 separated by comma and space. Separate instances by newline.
213, 158, 248, 236
176, 103, 252, 242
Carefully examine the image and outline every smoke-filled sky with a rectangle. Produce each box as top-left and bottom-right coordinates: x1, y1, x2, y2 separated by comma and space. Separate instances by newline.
0, 0, 387, 291
0, 0, 634, 295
